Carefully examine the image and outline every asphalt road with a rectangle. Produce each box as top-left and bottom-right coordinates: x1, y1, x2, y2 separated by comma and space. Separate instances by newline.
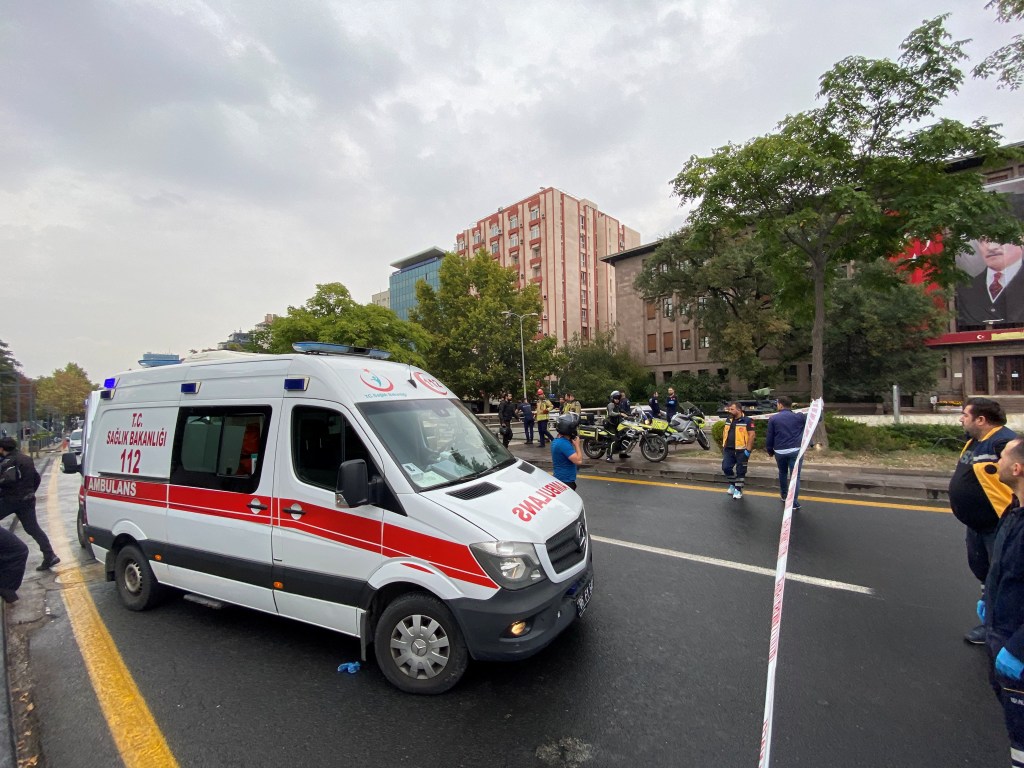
7, 465, 1008, 767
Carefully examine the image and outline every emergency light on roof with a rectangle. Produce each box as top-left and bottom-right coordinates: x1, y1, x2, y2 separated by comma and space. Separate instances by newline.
103, 378, 118, 389
283, 377, 309, 392
181, 382, 201, 395
291, 341, 391, 360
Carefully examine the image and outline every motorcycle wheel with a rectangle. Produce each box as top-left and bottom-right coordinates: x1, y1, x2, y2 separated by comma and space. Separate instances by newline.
696, 429, 711, 450
640, 434, 669, 462
582, 438, 606, 460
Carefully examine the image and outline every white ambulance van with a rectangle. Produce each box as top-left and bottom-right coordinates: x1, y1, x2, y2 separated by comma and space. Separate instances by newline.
63, 343, 593, 694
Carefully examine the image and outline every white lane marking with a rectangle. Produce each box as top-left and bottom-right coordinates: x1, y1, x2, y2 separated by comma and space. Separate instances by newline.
592, 535, 875, 596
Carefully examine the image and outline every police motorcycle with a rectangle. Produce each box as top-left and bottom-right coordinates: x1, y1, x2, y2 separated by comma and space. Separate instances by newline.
578, 408, 669, 463
666, 402, 710, 450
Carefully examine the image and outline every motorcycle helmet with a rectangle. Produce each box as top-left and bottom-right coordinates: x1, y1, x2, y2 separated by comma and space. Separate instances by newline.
555, 412, 579, 436
610, 390, 621, 400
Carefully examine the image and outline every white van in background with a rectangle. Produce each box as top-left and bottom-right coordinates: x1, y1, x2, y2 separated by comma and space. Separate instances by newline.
62, 343, 593, 694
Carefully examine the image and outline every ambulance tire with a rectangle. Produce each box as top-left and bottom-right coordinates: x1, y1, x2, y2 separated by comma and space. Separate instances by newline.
76, 508, 89, 549
374, 592, 469, 695
114, 543, 166, 611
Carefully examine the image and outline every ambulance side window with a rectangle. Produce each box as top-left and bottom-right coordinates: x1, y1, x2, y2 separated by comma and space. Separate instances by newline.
292, 407, 400, 512
171, 406, 271, 493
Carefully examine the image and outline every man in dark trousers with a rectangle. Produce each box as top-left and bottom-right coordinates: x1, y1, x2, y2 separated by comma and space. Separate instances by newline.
721, 401, 755, 500
766, 396, 807, 509
0, 437, 60, 571
0, 526, 29, 603
950, 398, 1016, 645
981, 437, 1024, 768
497, 393, 518, 448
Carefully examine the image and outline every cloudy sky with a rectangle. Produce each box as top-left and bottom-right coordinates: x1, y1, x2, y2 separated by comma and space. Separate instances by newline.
2, 1, 1021, 381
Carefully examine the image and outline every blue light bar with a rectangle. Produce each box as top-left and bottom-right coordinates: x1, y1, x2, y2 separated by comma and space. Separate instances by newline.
284, 377, 309, 392
181, 382, 201, 394
103, 377, 118, 389
291, 341, 391, 360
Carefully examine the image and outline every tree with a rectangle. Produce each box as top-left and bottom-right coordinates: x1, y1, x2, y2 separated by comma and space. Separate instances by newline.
670, 16, 1023, 440
823, 260, 948, 400
553, 330, 650, 408
635, 229, 802, 388
974, 0, 1024, 89
35, 364, 96, 429
250, 282, 431, 366
412, 250, 556, 406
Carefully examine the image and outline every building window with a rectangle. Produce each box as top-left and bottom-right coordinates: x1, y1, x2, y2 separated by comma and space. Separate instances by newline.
581, 288, 588, 303
530, 207, 540, 221
457, 238, 465, 251
697, 296, 708, 310
580, 214, 586, 226
663, 371, 673, 382
940, 356, 949, 380
663, 331, 673, 351
580, 270, 587, 283
994, 355, 1024, 394
490, 224, 500, 237
646, 302, 657, 321
784, 364, 798, 382
509, 214, 518, 228
580, 254, 587, 268
699, 335, 711, 349
647, 334, 657, 353
581, 309, 588, 324
490, 242, 499, 255
473, 231, 481, 244
972, 357, 989, 394
510, 233, 519, 246
530, 225, 540, 239
663, 298, 673, 318
679, 330, 691, 350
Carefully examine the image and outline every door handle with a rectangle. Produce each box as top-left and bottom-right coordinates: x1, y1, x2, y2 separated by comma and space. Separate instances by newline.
285, 504, 306, 518
248, 499, 268, 512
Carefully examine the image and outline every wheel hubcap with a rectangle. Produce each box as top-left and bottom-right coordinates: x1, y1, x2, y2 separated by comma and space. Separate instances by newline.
124, 561, 143, 594
390, 613, 450, 679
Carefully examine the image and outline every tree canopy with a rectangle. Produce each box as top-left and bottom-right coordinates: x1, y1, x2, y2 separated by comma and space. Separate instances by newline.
35, 363, 96, 428
250, 282, 431, 366
412, 250, 556, 404
974, 0, 1024, 89
553, 330, 650, 409
662, 16, 1023, 415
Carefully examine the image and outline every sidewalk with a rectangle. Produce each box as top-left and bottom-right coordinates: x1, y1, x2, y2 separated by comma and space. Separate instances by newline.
506, 440, 951, 506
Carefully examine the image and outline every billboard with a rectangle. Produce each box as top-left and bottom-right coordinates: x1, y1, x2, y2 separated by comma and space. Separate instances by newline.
955, 178, 1024, 329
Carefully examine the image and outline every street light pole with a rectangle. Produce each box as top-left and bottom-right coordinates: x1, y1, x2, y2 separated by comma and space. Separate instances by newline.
502, 311, 538, 402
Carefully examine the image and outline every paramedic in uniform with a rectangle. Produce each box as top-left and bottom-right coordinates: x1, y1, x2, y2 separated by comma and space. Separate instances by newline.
721, 402, 755, 500
950, 398, 1016, 645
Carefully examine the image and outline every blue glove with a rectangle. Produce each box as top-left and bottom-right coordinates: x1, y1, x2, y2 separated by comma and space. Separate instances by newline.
743, 450, 751, 458
978, 599, 986, 623
996, 648, 1024, 680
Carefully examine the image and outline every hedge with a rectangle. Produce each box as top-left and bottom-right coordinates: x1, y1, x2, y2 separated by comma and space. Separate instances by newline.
711, 413, 966, 453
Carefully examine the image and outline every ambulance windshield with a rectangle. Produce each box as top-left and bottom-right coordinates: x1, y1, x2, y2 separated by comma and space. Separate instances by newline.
359, 399, 516, 491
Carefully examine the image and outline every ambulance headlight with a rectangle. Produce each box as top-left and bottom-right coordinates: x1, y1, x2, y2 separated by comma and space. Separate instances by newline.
471, 542, 546, 590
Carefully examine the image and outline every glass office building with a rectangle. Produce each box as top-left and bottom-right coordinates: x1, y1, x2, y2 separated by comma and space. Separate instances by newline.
389, 247, 445, 321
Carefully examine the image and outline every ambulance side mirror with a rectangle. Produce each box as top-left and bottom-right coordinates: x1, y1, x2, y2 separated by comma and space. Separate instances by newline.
61, 453, 82, 475
337, 459, 368, 508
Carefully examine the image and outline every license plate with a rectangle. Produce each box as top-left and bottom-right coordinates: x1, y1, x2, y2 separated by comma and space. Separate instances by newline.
574, 578, 594, 616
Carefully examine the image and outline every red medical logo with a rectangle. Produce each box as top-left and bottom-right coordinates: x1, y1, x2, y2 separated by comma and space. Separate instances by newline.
414, 371, 448, 395
360, 370, 394, 392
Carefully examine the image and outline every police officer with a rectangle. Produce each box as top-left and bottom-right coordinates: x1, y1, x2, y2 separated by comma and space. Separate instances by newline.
0, 437, 60, 571
604, 391, 627, 462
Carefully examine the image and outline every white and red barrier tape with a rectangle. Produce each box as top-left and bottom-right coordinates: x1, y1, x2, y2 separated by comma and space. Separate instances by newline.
758, 398, 824, 768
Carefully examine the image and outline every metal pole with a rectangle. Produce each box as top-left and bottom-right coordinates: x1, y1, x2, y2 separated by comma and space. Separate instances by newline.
892, 384, 901, 425
518, 317, 528, 402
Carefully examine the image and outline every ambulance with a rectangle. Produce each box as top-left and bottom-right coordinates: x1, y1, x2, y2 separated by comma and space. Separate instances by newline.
61, 343, 593, 694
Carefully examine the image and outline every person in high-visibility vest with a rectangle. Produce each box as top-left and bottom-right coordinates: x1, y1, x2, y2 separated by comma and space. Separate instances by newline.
721, 402, 755, 500
535, 389, 553, 448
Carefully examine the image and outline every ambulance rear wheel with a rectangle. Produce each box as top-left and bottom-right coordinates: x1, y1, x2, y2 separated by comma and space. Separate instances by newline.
374, 593, 468, 695
114, 544, 165, 611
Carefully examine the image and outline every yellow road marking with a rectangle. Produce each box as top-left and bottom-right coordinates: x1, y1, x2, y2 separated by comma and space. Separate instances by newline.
577, 472, 950, 513
45, 469, 179, 768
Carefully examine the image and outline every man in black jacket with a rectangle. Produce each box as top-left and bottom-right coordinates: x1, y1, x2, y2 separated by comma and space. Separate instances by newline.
982, 437, 1024, 767
497, 393, 518, 448
0, 437, 59, 571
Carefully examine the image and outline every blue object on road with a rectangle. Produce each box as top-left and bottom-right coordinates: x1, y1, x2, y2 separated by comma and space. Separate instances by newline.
337, 662, 361, 674
996, 648, 1024, 680
978, 599, 986, 623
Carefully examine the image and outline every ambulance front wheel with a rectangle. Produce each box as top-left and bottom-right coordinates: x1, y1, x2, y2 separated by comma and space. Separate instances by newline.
114, 544, 165, 611
374, 592, 469, 695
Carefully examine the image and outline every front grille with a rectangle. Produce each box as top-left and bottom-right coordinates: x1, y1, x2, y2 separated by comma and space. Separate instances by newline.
447, 482, 500, 500
545, 512, 588, 574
